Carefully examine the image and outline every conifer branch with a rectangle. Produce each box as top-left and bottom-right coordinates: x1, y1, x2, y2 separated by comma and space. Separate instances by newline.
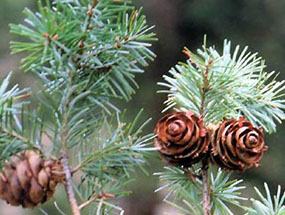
160, 40, 285, 132
3, 0, 156, 212
62, 155, 81, 215
201, 58, 213, 215
59, 72, 80, 215
155, 38, 285, 215
184, 48, 213, 215
202, 162, 210, 215
78, 195, 98, 210
1, 127, 28, 143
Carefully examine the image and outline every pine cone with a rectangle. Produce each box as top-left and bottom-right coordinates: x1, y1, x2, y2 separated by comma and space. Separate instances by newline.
0, 150, 63, 208
211, 117, 268, 171
154, 111, 210, 166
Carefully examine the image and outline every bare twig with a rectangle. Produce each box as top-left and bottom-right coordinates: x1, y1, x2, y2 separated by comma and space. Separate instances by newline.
200, 59, 213, 215
79, 195, 97, 210
71, 163, 82, 175
78, 191, 115, 210
1, 127, 28, 143
202, 162, 210, 215
62, 155, 80, 215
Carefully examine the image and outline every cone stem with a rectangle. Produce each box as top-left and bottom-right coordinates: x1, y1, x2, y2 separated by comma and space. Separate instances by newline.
200, 59, 213, 215
202, 165, 210, 215
62, 155, 81, 215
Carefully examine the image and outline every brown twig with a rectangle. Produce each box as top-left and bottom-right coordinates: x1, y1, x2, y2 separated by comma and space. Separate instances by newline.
79, 195, 98, 210
62, 155, 81, 215
78, 191, 115, 210
13, 93, 31, 100
183, 167, 202, 182
1, 127, 28, 143
200, 59, 213, 215
71, 163, 82, 175
60, 72, 81, 215
199, 59, 213, 118
184, 51, 214, 215
202, 162, 211, 215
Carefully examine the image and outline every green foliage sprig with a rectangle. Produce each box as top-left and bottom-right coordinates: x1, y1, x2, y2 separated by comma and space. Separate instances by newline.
0, 0, 156, 213
155, 38, 285, 214
155, 167, 247, 215
10, 0, 156, 101
245, 183, 285, 215
159, 39, 285, 133
0, 73, 43, 167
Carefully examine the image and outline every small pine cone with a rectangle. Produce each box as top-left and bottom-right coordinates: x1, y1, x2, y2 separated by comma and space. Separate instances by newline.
211, 117, 268, 172
154, 111, 210, 166
0, 150, 63, 208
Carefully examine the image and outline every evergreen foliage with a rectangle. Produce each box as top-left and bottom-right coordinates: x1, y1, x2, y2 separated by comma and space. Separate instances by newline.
1, 0, 284, 214
155, 167, 246, 215
155, 38, 285, 214
0, 73, 35, 168
0, 0, 156, 214
159, 38, 285, 133
245, 183, 285, 215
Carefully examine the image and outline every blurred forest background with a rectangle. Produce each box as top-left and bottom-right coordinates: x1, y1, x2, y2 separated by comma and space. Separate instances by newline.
0, 0, 284, 214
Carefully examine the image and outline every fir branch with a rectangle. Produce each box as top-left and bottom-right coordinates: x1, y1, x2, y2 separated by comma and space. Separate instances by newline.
0, 73, 44, 166
183, 47, 213, 215
7, 0, 156, 213
73, 111, 155, 205
10, 0, 156, 101
159, 39, 285, 133
211, 169, 246, 215
155, 166, 203, 215
59, 71, 81, 214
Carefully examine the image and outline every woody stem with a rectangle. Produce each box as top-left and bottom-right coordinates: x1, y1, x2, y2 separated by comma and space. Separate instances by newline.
202, 161, 210, 215
60, 73, 81, 215
200, 60, 212, 215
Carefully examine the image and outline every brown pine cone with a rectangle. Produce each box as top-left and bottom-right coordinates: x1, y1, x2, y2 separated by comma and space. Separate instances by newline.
154, 111, 210, 166
0, 150, 63, 208
211, 117, 268, 172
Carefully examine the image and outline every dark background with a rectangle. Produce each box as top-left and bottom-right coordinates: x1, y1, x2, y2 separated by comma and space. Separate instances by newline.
0, 0, 284, 214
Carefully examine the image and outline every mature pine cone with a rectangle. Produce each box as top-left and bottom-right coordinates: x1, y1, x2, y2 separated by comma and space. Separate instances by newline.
211, 117, 268, 171
154, 111, 210, 166
0, 150, 63, 208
